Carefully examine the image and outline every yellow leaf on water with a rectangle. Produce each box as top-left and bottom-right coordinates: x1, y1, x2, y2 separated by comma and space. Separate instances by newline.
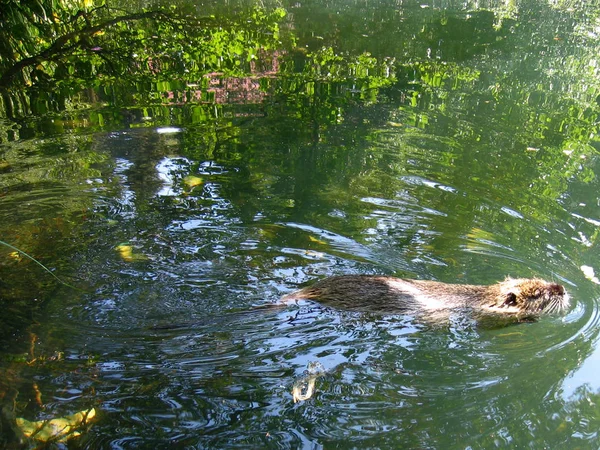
184, 175, 204, 188
308, 236, 327, 245
16, 408, 96, 443
115, 244, 148, 262
115, 244, 134, 262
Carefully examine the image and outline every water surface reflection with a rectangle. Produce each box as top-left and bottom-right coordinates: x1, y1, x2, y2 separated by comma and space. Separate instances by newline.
2, 0, 600, 446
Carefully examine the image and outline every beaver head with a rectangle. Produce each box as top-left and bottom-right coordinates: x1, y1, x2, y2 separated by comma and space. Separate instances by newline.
493, 277, 570, 315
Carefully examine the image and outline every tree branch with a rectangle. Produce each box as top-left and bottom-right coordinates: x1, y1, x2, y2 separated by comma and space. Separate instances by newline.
0, 9, 169, 87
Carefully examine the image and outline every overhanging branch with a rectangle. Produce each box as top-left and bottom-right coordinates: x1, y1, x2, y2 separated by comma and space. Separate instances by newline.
0, 9, 170, 87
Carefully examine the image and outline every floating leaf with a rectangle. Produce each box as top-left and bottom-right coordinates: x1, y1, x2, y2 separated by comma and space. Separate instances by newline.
183, 175, 204, 188
16, 408, 96, 443
115, 244, 148, 262
308, 236, 327, 245
115, 244, 134, 261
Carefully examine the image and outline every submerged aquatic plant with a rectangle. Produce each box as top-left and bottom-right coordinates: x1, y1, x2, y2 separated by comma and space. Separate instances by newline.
0, 239, 78, 290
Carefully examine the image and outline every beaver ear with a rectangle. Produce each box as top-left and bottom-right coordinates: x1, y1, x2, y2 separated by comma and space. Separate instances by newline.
503, 292, 518, 306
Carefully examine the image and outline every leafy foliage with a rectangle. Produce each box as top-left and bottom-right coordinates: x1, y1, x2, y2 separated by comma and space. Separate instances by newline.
0, 1, 287, 95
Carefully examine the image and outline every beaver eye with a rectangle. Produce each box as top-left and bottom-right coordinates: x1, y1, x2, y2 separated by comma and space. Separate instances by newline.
504, 293, 518, 306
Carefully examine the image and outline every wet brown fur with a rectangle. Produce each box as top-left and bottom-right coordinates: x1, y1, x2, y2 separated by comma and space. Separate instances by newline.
280, 275, 569, 323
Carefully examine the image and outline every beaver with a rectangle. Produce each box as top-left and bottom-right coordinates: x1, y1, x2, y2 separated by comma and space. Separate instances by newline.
280, 275, 570, 324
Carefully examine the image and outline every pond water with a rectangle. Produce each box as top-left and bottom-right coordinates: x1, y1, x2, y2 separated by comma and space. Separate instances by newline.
1, 0, 600, 448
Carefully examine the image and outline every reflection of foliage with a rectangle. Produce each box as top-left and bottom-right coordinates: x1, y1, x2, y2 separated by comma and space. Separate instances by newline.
2, 0, 600, 259
0, 1, 287, 108
300, 48, 396, 104
0, 134, 106, 340
302, 48, 395, 84
260, 47, 397, 128
411, 61, 479, 90
560, 384, 600, 446
1, 2, 168, 87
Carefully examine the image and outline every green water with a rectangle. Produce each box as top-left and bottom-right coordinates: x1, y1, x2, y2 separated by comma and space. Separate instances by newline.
1, 0, 600, 447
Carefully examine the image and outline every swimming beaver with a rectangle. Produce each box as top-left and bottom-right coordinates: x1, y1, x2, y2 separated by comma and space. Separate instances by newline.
280, 275, 570, 324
